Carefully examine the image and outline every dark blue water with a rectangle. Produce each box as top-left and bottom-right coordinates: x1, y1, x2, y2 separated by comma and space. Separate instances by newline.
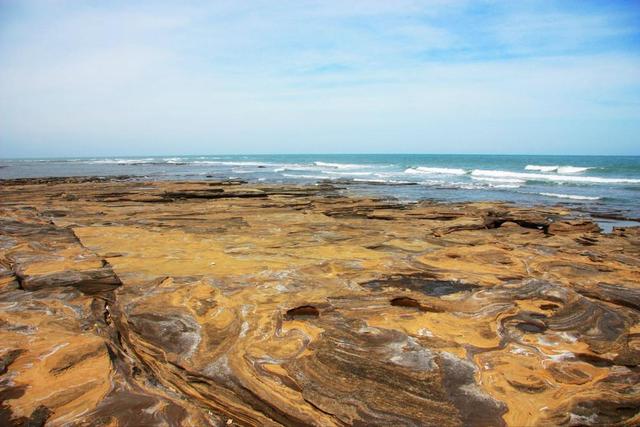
2, 154, 639, 219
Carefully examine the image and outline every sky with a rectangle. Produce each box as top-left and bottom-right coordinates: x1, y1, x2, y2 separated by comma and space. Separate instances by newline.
0, 0, 639, 157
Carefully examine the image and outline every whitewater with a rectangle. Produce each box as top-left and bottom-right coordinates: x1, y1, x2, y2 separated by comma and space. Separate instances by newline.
2, 154, 639, 219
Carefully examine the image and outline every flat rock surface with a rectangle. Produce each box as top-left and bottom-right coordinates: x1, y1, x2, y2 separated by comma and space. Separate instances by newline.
0, 178, 639, 426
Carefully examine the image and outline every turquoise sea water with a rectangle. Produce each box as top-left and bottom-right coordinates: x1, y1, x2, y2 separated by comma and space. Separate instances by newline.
1, 154, 639, 220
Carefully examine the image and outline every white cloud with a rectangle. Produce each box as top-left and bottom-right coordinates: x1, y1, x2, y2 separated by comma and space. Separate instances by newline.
0, 0, 638, 156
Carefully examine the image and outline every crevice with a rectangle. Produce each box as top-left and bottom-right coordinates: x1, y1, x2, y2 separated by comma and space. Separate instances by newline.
285, 305, 320, 320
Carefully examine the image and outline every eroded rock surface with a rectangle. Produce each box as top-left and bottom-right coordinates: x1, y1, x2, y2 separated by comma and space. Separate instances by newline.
0, 179, 639, 426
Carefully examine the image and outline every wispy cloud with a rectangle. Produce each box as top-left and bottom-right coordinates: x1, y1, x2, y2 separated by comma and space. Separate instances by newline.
0, 0, 639, 156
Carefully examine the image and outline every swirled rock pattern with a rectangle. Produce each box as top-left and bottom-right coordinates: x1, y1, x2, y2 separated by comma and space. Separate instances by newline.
1, 178, 639, 426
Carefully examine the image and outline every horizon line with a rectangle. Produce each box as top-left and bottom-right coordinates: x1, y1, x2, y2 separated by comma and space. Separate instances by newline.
2, 152, 640, 160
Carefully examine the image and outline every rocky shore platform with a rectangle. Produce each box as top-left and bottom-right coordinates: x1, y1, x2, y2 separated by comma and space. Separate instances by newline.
1, 177, 639, 426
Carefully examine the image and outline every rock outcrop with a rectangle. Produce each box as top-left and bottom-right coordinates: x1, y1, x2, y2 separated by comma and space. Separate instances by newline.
1, 179, 638, 426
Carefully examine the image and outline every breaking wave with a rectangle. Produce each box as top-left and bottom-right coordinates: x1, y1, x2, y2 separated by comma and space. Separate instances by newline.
525, 165, 592, 174
539, 193, 601, 201
404, 167, 467, 176
472, 169, 640, 185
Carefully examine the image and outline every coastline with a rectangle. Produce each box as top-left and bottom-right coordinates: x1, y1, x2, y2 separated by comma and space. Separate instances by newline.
1, 177, 639, 426
2, 154, 640, 223
2, 174, 639, 228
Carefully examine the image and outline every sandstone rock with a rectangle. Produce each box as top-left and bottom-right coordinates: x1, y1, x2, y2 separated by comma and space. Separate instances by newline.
0, 179, 638, 426
548, 219, 601, 234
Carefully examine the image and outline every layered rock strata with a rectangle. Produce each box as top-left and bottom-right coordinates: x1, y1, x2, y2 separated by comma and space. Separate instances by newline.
0, 178, 639, 426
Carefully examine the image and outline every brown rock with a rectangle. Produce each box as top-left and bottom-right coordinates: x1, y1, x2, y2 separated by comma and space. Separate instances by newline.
0, 178, 638, 426
548, 219, 601, 234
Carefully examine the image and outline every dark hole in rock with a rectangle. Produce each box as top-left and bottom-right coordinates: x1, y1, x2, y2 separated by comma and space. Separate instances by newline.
132, 366, 142, 377
540, 303, 560, 310
285, 305, 319, 320
390, 297, 422, 309
484, 217, 550, 233
575, 353, 615, 367
362, 274, 478, 297
515, 322, 547, 333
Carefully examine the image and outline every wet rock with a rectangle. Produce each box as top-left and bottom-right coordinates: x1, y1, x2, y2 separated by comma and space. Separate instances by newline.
128, 312, 200, 356
362, 274, 478, 296
390, 296, 423, 309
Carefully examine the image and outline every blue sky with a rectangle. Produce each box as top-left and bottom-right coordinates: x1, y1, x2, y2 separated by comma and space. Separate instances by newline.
1, 0, 639, 157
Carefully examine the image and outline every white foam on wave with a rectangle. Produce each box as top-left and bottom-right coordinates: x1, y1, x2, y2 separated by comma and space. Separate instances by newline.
323, 171, 373, 176
417, 179, 447, 187
539, 193, 601, 201
231, 168, 261, 174
313, 161, 364, 169
281, 173, 327, 180
421, 177, 522, 189
557, 166, 592, 174
525, 165, 558, 172
418, 180, 483, 190
471, 176, 525, 184
274, 165, 321, 172
525, 165, 592, 174
372, 171, 413, 180
88, 158, 155, 164
87, 157, 190, 165
353, 178, 412, 184
471, 169, 640, 184
405, 167, 467, 176
491, 184, 522, 189
281, 162, 393, 173
211, 161, 277, 167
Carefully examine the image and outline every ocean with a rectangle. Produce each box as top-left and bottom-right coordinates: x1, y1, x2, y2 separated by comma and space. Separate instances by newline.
2, 154, 639, 225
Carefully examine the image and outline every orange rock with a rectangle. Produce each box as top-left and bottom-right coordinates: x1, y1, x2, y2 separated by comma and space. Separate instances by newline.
1, 179, 638, 426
